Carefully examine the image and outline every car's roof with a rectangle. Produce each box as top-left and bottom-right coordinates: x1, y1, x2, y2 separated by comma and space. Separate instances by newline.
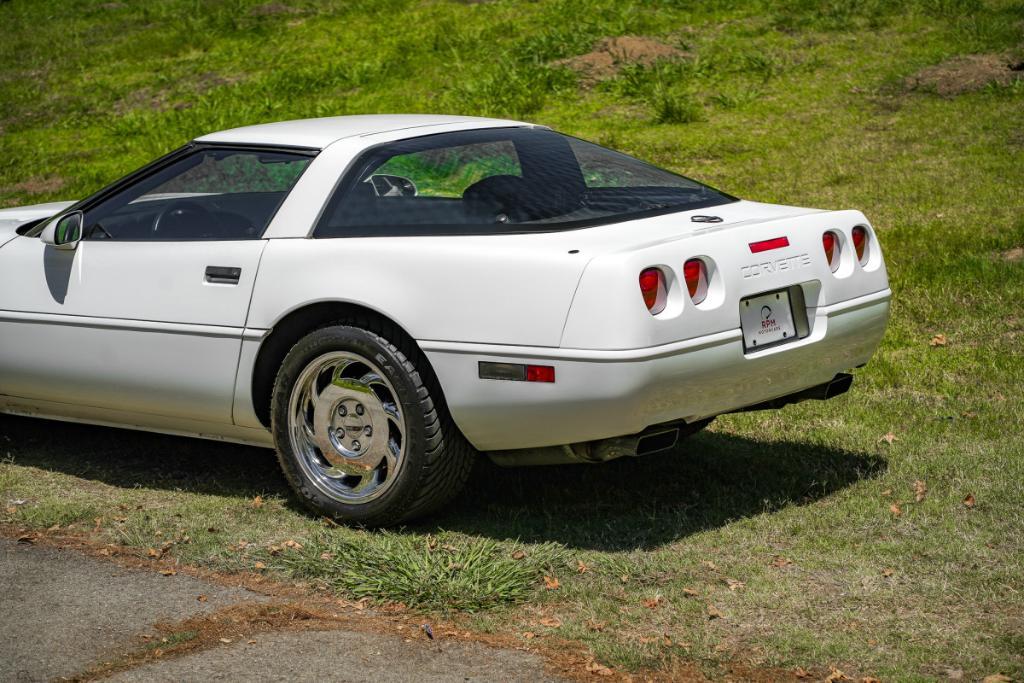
194, 114, 531, 149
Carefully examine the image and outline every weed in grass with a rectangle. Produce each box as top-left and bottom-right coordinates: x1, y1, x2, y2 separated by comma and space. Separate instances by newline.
273, 532, 569, 612
710, 85, 762, 110
446, 59, 574, 119
15, 498, 101, 528
651, 88, 704, 124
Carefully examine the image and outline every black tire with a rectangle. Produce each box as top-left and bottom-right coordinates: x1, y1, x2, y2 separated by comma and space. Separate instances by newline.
270, 321, 475, 526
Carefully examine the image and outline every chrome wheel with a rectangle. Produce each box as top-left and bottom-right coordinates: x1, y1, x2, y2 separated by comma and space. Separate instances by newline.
287, 351, 406, 504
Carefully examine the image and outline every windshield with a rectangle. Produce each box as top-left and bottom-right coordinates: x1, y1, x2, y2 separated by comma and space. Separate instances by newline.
314, 128, 735, 237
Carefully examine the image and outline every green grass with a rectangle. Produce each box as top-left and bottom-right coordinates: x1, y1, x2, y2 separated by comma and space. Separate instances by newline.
2, 0, 1024, 680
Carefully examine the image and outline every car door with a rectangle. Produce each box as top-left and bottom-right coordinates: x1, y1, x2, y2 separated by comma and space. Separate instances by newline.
0, 146, 312, 425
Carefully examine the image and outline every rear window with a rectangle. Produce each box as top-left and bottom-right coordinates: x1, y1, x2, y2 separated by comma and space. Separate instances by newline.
314, 128, 734, 237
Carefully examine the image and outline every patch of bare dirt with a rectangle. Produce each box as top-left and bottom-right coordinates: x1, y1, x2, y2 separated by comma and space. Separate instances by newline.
2, 176, 67, 196
903, 53, 1024, 96
554, 36, 689, 85
999, 246, 1024, 262
248, 2, 300, 16
111, 72, 243, 115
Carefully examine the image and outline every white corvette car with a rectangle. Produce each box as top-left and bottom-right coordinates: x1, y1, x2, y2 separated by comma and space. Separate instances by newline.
0, 115, 890, 525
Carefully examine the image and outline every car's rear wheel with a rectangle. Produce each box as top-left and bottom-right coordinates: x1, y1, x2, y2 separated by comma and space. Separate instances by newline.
270, 324, 474, 526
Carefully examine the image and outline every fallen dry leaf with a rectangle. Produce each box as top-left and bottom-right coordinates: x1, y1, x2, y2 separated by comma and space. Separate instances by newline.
159, 569, 177, 576
16, 534, 39, 545
147, 548, 160, 558
879, 432, 897, 445
724, 578, 745, 591
219, 637, 233, 644
619, 574, 630, 583
585, 660, 614, 677
577, 560, 589, 574
794, 667, 811, 678
641, 596, 663, 609
707, 604, 724, 619
319, 552, 334, 560
586, 619, 607, 632
981, 674, 1013, 683
882, 568, 895, 577
538, 616, 562, 628
282, 539, 303, 550
701, 560, 718, 570
523, 631, 536, 639
929, 333, 947, 347
543, 575, 560, 590
511, 549, 526, 560
250, 495, 264, 508
682, 587, 700, 597
913, 479, 928, 503
824, 667, 852, 682
771, 555, 793, 568
247, 639, 257, 645
254, 561, 266, 570
890, 503, 903, 517
963, 494, 976, 509
861, 677, 882, 683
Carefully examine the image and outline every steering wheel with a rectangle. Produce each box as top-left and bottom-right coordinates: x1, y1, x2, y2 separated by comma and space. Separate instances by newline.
152, 200, 214, 237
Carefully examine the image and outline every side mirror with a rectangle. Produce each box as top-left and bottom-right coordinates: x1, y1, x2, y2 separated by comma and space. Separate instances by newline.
41, 211, 84, 250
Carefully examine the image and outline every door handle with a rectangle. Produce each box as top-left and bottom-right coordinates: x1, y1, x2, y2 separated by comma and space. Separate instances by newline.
205, 266, 241, 285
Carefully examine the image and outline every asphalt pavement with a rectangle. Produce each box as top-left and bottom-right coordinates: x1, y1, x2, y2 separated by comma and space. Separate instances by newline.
0, 538, 563, 682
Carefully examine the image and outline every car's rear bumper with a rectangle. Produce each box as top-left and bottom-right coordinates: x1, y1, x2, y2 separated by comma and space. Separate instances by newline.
421, 288, 891, 452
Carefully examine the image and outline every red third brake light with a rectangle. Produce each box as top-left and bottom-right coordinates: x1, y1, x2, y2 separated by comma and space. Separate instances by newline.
639, 268, 665, 314
683, 258, 706, 304
851, 226, 868, 263
748, 236, 790, 253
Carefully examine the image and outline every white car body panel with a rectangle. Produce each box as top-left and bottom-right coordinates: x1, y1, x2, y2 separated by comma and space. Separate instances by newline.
0, 237, 266, 423
0, 114, 891, 458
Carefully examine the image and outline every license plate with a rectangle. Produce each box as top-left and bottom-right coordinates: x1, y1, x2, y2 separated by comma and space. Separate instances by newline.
740, 289, 797, 351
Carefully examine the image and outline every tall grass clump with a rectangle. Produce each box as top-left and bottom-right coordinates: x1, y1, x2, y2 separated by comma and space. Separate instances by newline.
274, 531, 569, 612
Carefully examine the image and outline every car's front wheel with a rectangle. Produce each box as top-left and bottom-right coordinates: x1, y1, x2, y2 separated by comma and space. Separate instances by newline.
270, 324, 474, 526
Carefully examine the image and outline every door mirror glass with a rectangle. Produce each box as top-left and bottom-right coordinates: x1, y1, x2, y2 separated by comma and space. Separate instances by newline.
41, 211, 84, 250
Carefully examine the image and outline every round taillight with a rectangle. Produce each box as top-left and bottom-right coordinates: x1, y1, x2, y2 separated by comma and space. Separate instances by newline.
683, 258, 707, 304
823, 231, 839, 272
851, 226, 868, 264
639, 268, 665, 314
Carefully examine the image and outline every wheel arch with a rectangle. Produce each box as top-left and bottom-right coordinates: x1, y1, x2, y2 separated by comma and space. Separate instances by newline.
250, 300, 431, 429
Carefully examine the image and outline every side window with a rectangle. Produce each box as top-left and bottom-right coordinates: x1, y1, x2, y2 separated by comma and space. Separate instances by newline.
568, 137, 703, 191
83, 149, 311, 241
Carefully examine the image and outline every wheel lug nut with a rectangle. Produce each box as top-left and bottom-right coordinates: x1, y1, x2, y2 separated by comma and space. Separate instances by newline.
355, 404, 364, 416
352, 440, 361, 452
334, 428, 344, 439
337, 406, 347, 417
363, 426, 372, 436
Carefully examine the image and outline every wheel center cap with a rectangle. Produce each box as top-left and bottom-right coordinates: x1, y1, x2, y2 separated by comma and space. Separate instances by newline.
311, 383, 388, 473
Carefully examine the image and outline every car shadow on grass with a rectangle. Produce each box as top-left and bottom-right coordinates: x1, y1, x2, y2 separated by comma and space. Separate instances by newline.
1, 415, 886, 551
428, 428, 887, 551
